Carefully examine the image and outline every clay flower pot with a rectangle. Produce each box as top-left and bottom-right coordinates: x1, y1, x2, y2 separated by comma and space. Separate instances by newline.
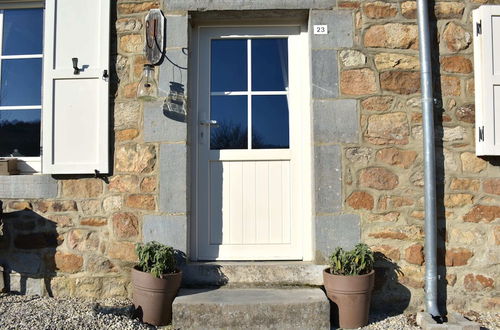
323, 268, 375, 329
131, 266, 182, 326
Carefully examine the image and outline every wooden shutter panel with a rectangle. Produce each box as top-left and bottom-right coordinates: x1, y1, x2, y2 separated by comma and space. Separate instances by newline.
473, 6, 500, 156
42, 0, 110, 173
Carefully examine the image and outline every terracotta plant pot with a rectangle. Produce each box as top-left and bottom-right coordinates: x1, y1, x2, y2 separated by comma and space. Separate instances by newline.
323, 268, 375, 329
131, 266, 182, 326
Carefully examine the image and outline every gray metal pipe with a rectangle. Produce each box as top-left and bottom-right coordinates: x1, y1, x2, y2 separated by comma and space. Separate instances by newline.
416, 0, 441, 317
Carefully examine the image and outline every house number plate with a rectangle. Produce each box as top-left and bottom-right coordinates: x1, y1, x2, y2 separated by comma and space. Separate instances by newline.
314, 25, 328, 34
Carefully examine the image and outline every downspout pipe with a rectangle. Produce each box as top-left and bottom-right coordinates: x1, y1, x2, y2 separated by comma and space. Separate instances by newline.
416, 0, 441, 318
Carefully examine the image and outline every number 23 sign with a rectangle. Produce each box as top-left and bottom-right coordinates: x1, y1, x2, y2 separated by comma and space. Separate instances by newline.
314, 25, 328, 35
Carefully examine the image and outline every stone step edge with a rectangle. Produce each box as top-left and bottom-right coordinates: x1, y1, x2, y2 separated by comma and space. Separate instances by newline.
172, 288, 330, 329
180, 262, 328, 286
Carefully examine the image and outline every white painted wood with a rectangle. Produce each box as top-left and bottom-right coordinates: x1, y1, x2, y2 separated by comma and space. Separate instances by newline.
209, 149, 291, 160
255, 161, 270, 244
0, 106, 42, 110
473, 6, 500, 155
42, 0, 109, 173
52, 79, 99, 165
242, 161, 256, 244
195, 26, 309, 260
211, 91, 288, 96
0, 54, 43, 59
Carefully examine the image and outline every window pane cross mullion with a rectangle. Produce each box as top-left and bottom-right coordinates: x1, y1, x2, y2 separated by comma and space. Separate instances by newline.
247, 38, 252, 150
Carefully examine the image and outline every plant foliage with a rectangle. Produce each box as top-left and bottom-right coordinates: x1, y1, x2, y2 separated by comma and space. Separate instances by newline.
329, 243, 374, 276
136, 241, 176, 278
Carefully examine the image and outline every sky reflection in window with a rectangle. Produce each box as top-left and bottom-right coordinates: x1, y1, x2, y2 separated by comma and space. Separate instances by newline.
0, 58, 42, 106
252, 38, 288, 91
211, 39, 247, 92
2, 9, 43, 55
252, 95, 289, 149
210, 95, 248, 150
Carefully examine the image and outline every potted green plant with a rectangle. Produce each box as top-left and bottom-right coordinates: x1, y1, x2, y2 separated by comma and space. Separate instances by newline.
323, 243, 375, 329
131, 241, 182, 326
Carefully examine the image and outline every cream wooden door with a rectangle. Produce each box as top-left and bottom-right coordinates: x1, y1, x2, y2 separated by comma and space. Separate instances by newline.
194, 26, 309, 260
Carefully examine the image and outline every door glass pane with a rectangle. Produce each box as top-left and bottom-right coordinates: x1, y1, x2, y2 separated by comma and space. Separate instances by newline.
2, 9, 43, 55
252, 39, 288, 91
0, 109, 41, 156
1, 58, 42, 106
211, 39, 247, 92
252, 95, 289, 149
210, 95, 247, 149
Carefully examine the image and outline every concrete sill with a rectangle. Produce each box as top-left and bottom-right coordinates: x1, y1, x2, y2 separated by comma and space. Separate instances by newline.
0, 175, 58, 199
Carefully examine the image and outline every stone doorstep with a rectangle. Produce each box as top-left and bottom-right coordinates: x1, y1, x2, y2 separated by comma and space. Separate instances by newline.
180, 261, 328, 287
172, 288, 330, 330
416, 312, 480, 330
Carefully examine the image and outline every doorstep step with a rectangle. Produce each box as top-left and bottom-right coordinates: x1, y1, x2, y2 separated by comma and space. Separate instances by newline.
172, 288, 330, 330
180, 262, 326, 287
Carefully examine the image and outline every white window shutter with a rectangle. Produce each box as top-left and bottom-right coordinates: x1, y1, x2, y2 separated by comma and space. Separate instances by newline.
473, 6, 500, 156
42, 0, 110, 174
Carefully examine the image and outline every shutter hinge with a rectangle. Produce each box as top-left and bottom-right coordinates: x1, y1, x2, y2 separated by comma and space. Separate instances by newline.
476, 21, 482, 36
479, 126, 485, 142
40, 146, 43, 156
94, 169, 109, 183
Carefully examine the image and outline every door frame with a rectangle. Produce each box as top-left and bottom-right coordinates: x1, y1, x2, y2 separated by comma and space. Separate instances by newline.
189, 22, 313, 261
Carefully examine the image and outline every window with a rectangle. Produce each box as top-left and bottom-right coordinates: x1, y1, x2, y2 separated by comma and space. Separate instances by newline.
210, 38, 290, 150
0, 8, 43, 173
0, 0, 110, 175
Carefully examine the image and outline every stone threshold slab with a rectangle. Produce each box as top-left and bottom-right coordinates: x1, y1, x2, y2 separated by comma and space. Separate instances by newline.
180, 261, 327, 287
172, 288, 330, 330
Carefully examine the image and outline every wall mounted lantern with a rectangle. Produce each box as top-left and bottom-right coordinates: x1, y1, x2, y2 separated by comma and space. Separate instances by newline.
137, 64, 158, 101
137, 9, 165, 101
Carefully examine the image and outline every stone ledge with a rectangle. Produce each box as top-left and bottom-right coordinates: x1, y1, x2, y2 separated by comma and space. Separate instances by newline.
416, 312, 480, 330
0, 175, 57, 199
172, 288, 330, 329
181, 261, 327, 287
165, 0, 336, 11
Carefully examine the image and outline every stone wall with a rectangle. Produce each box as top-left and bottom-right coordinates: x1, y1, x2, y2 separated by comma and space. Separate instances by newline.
0, 0, 497, 315
0, 0, 162, 298
338, 0, 499, 312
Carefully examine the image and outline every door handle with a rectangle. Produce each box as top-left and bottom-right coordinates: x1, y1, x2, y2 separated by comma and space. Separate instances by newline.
199, 120, 219, 127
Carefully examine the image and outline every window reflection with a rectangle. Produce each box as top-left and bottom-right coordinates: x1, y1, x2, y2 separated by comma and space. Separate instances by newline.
211, 39, 247, 92
209, 38, 291, 150
210, 96, 248, 149
252, 95, 289, 149
0, 109, 41, 156
1, 58, 42, 106
2, 9, 43, 55
252, 39, 288, 91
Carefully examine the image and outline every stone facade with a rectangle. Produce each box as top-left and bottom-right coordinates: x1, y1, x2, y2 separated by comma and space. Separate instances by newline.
0, 0, 498, 315
339, 0, 499, 313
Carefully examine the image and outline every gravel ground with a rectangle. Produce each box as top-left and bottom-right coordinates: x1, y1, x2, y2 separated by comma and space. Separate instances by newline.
358, 313, 420, 330
0, 293, 498, 330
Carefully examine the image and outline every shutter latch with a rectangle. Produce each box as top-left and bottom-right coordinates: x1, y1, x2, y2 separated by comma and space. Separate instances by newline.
72, 57, 81, 74
476, 20, 482, 36
479, 126, 485, 142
